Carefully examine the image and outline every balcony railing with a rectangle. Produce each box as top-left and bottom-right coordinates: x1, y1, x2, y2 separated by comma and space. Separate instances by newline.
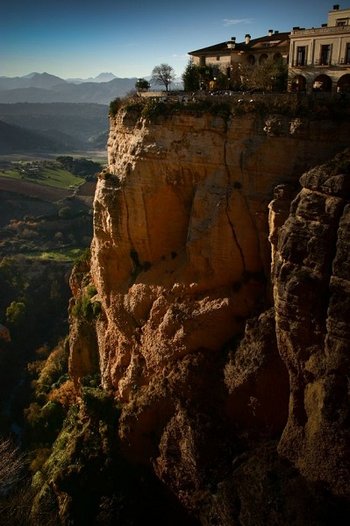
291, 58, 350, 67
291, 25, 350, 37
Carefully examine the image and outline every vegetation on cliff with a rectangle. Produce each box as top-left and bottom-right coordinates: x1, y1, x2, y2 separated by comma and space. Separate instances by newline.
109, 91, 350, 126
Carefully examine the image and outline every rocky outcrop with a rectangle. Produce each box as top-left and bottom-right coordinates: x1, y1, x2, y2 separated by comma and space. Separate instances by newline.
271, 150, 350, 497
67, 103, 350, 522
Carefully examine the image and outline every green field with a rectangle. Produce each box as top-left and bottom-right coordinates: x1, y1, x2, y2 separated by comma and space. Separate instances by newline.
24, 247, 88, 262
0, 163, 85, 189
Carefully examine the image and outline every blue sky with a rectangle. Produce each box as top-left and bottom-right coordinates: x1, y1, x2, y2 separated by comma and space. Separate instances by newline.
0, 0, 340, 79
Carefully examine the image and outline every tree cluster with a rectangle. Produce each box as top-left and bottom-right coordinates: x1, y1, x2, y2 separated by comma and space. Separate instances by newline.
135, 78, 150, 92
182, 59, 288, 92
56, 156, 101, 179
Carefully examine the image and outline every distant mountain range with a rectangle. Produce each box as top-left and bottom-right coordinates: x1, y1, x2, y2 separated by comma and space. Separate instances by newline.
66, 72, 118, 84
0, 72, 138, 104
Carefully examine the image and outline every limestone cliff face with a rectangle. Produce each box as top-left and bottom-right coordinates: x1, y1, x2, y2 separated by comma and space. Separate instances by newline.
69, 104, 350, 521
90, 109, 349, 397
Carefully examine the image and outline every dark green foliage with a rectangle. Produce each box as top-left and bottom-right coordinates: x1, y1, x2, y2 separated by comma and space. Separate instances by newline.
0, 259, 71, 347
198, 64, 215, 82
24, 339, 71, 451
26, 400, 66, 444
74, 247, 91, 266
141, 99, 168, 121
239, 60, 288, 92
81, 387, 119, 422
135, 78, 150, 91
215, 71, 230, 90
109, 97, 122, 116
80, 373, 101, 388
6, 300, 26, 326
56, 156, 101, 179
33, 341, 69, 397
182, 62, 201, 92
57, 205, 73, 219
123, 99, 144, 118
71, 284, 101, 320
30, 390, 197, 526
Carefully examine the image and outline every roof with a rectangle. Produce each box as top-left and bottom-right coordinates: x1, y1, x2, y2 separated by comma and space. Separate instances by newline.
189, 32, 290, 56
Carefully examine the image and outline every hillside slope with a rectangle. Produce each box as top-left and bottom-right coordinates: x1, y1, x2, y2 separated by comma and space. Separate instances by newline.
0, 103, 109, 151
0, 120, 69, 153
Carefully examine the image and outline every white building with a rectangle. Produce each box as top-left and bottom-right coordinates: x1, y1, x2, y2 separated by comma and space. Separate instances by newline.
289, 4, 350, 92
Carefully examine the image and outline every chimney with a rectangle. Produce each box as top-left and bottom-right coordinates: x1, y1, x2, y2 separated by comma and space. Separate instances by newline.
245, 34, 251, 44
268, 29, 273, 36
274, 30, 279, 34
227, 37, 236, 49
333, 4, 340, 10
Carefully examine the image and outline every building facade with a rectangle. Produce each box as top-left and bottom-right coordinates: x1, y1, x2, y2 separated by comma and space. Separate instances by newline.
188, 31, 289, 89
289, 5, 350, 92
188, 5, 350, 93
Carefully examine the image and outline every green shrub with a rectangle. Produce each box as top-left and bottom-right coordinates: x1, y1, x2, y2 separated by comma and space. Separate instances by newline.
25, 400, 65, 444
141, 99, 168, 121
71, 283, 101, 320
6, 300, 26, 326
81, 387, 120, 423
109, 97, 122, 116
57, 206, 73, 219
34, 341, 69, 396
80, 373, 101, 388
123, 99, 144, 117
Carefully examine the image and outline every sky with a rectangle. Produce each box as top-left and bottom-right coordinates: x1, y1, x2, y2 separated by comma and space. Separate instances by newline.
0, 0, 341, 79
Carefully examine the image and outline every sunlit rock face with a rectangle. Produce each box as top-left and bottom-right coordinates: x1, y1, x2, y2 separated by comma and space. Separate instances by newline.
68, 103, 350, 519
89, 110, 349, 399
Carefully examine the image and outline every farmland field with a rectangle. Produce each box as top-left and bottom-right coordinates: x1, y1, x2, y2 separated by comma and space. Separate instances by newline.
0, 162, 85, 189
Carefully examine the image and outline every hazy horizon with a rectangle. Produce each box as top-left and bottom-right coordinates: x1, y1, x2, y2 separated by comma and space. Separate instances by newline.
1, 0, 341, 80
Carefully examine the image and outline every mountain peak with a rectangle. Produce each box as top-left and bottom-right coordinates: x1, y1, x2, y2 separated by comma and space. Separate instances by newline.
94, 72, 117, 82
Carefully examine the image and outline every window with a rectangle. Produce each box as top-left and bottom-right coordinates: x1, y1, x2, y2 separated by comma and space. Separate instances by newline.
296, 46, 306, 66
247, 54, 256, 65
320, 44, 331, 65
346, 43, 350, 64
336, 18, 349, 26
216, 56, 221, 61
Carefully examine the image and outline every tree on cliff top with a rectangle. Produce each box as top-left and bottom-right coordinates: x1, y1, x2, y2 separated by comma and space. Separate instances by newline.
151, 63, 175, 92
182, 61, 200, 91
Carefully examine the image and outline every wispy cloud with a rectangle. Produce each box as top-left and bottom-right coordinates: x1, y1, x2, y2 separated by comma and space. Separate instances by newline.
223, 18, 254, 26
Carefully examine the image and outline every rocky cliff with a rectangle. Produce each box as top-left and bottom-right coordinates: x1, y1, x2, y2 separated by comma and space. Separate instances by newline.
68, 100, 350, 524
